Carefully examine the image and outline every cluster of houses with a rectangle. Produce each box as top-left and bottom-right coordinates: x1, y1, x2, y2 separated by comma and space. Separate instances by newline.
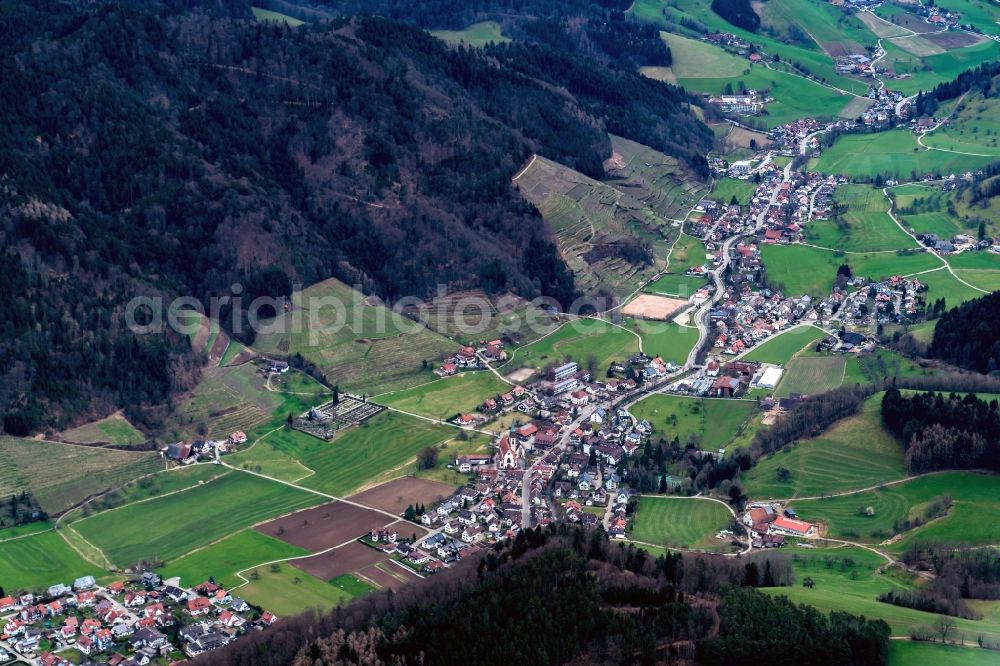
436, 339, 507, 377
163, 430, 246, 464
919, 231, 991, 256
0, 571, 276, 664
742, 504, 816, 548
837, 274, 927, 326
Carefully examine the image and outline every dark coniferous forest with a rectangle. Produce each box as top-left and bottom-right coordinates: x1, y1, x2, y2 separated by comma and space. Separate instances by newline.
0, 0, 712, 434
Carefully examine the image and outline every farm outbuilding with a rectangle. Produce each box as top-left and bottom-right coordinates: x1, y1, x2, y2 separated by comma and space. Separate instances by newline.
756, 367, 784, 390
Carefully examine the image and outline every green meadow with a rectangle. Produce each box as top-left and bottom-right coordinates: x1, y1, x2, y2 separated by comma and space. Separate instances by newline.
632, 497, 733, 551
811, 129, 994, 179
793, 471, 1000, 550
743, 394, 906, 500
159, 529, 309, 588
229, 411, 454, 496
380, 372, 510, 420
805, 184, 918, 252
0, 530, 100, 592
760, 244, 939, 296
630, 394, 756, 450
764, 545, 1000, 645
71, 471, 323, 566
742, 326, 829, 365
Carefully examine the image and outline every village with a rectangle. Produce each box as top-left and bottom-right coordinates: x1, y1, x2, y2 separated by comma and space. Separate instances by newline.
0, 571, 277, 666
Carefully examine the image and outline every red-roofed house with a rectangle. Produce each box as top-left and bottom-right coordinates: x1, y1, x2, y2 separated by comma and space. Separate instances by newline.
770, 515, 815, 536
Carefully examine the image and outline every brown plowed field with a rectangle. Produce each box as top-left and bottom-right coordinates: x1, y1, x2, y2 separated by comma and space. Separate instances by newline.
255, 501, 390, 551
348, 477, 455, 515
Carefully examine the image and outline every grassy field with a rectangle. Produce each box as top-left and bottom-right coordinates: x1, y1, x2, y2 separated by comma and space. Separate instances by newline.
743, 394, 906, 499
645, 273, 706, 297
229, 411, 454, 496
60, 414, 145, 446
159, 529, 309, 588
776, 355, 848, 397
0, 437, 161, 515
237, 562, 353, 616
811, 129, 995, 178
763, 545, 1000, 645
889, 642, 1000, 666
658, 31, 748, 78
401, 290, 559, 347
923, 94, 1000, 157
792, 471, 1000, 549
632, 319, 699, 365
0, 530, 100, 592
251, 6, 304, 26
742, 326, 829, 365
892, 182, 987, 239
71, 470, 323, 567
252, 279, 457, 396
881, 38, 1000, 95
916, 266, 988, 309
379, 372, 509, 419
677, 65, 860, 129
668, 233, 710, 274
630, 394, 756, 450
805, 184, 918, 252
631, 497, 733, 551
710, 177, 758, 207
760, 0, 877, 55
510, 319, 639, 374
431, 21, 509, 46
760, 244, 940, 296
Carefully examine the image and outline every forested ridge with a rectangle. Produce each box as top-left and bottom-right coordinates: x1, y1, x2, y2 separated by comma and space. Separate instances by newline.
0, 0, 712, 434
258, 0, 673, 70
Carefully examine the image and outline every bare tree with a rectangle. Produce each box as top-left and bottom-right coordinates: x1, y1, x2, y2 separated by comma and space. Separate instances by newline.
935, 615, 957, 644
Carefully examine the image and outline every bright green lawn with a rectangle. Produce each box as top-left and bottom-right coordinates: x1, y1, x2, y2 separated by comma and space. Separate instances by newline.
710, 177, 758, 207
743, 326, 828, 365
632, 497, 733, 551
760, 244, 940, 296
645, 273, 706, 297
776, 355, 848, 397
668, 233, 710, 274
917, 266, 987, 308
230, 411, 454, 497
764, 545, 1000, 645
329, 573, 378, 596
379, 372, 508, 420
743, 394, 906, 500
631, 394, 756, 449
805, 184, 918, 252
632, 319, 699, 365
511, 319, 639, 373
71, 471, 323, 566
923, 94, 1000, 157
810, 128, 995, 178
0, 530, 100, 592
158, 529, 309, 588
794, 471, 1000, 549
238, 563, 353, 616
890, 641, 1000, 666
659, 31, 748, 78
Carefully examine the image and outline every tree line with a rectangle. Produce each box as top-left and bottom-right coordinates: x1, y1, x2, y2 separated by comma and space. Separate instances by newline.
882, 388, 1000, 473
927, 290, 1000, 373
